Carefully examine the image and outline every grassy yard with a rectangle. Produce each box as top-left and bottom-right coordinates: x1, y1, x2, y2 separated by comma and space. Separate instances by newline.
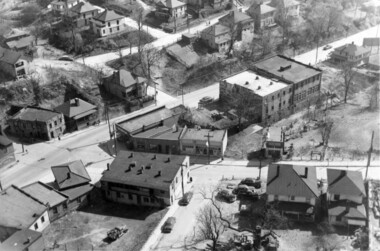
43, 188, 168, 251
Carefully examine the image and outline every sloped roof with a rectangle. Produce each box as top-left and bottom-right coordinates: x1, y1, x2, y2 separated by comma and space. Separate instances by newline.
267, 164, 319, 198
51, 160, 91, 190
6, 36, 35, 50
157, 0, 186, 8
0, 185, 47, 229
328, 201, 366, 219
93, 9, 124, 22
202, 24, 230, 37
247, 2, 276, 15
363, 37, 380, 47
333, 43, 371, 57
54, 98, 97, 119
50, 183, 93, 200
219, 10, 252, 25
0, 46, 22, 65
3, 28, 30, 40
11, 107, 61, 122
70, 1, 98, 14
118, 69, 146, 88
101, 151, 188, 191
0, 229, 42, 251
22, 182, 68, 207
327, 169, 366, 197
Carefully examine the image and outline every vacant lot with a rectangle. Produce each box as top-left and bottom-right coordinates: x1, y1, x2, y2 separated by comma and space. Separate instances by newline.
43, 189, 168, 251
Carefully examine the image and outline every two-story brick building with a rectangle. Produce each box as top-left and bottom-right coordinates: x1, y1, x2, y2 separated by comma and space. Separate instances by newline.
155, 0, 187, 20
102, 69, 148, 101
266, 164, 319, 221
0, 46, 29, 79
90, 9, 126, 37
252, 55, 322, 113
327, 169, 367, 227
220, 70, 292, 124
200, 24, 231, 53
8, 107, 65, 141
67, 1, 100, 28
101, 151, 191, 207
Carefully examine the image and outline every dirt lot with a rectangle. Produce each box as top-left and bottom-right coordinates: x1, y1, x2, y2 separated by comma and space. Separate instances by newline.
43, 189, 168, 251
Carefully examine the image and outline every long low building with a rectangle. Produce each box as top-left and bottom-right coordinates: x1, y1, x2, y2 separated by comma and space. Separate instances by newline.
100, 151, 192, 207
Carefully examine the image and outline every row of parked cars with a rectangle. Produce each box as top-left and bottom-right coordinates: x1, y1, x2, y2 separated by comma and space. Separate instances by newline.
218, 178, 263, 203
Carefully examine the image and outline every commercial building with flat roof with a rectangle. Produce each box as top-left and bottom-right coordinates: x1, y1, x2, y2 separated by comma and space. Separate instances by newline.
252, 55, 322, 113
100, 151, 191, 207
220, 70, 292, 123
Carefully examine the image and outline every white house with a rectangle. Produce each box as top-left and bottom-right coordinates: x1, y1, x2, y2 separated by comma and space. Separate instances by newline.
90, 10, 127, 37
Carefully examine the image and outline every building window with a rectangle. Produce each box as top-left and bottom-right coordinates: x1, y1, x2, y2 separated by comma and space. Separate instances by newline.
102, 29, 105, 34
290, 196, 295, 201
49, 123, 52, 129
77, 197, 82, 203
53, 207, 58, 214
54, 121, 57, 126
333, 194, 340, 200
108, 22, 110, 26
271, 106, 274, 110
117, 20, 119, 25
272, 96, 274, 100
34, 223, 38, 230
117, 26, 120, 31
109, 28, 112, 33
59, 118, 62, 123
41, 216, 45, 223
63, 204, 67, 210
143, 197, 149, 203
128, 194, 133, 200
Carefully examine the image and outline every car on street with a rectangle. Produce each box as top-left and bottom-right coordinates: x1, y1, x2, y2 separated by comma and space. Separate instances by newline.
179, 192, 193, 206
240, 178, 262, 189
198, 96, 214, 104
218, 189, 237, 202
162, 217, 176, 233
232, 184, 249, 195
323, 44, 332, 50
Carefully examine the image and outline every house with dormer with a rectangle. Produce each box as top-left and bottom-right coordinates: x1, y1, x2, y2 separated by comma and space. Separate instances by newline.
327, 169, 367, 227
266, 164, 319, 221
50, 160, 93, 210
100, 151, 191, 207
330, 42, 371, 65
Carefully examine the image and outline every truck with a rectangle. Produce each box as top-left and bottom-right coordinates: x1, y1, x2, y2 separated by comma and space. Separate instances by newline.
107, 226, 128, 241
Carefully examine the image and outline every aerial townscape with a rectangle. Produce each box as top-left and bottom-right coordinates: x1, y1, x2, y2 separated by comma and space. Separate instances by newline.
0, 0, 379, 250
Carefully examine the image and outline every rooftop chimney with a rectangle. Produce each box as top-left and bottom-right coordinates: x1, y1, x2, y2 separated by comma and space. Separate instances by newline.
257, 86, 261, 90
166, 157, 170, 163
157, 170, 161, 177
245, 81, 249, 85
276, 165, 280, 177
129, 152, 134, 158
304, 167, 308, 178
255, 76, 259, 80
107, 163, 110, 171
67, 172, 71, 179
152, 154, 156, 160
75, 98, 79, 106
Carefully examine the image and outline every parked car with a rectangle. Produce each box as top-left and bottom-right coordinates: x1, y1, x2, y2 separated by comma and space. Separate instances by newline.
240, 178, 262, 189
199, 96, 214, 104
323, 44, 332, 50
162, 217, 176, 233
107, 225, 128, 241
58, 55, 74, 61
233, 184, 249, 195
218, 189, 237, 202
226, 183, 236, 189
179, 192, 193, 206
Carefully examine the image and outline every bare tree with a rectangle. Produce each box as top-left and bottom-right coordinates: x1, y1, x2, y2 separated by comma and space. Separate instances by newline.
131, 8, 145, 55
319, 120, 334, 146
339, 62, 356, 103
196, 203, 226, 251
274, 1, 292, 46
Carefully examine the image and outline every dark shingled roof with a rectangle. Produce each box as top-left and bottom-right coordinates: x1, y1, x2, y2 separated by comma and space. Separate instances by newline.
50, 183, 93, 201
54, 98, 97, 119
327, 169, 366, 197
11, 107, 62, 122
328, 201, 366, 219
22, 181, 68, 207
267, 164, 319, 198
0, 185, 47, 229
157, 0, 186, 8
0, 46, 22, 65
201, 24, 230, 37
69, 1, 98, 13
51, 160, 91, 190
253, 55, 322, 84
0, 229, 42, 251
93, 9, 123, 22
219, 10, 252, 25
332, 43, 371, 57
101, 151, 188, 191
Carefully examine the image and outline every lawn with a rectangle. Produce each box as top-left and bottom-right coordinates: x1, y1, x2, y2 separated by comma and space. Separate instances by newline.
43, 188, 168, 251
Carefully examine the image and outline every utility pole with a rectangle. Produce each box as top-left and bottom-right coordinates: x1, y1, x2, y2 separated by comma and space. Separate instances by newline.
204, 132, 213, 164
365, 131, 374, 181
105, 104, 112, 140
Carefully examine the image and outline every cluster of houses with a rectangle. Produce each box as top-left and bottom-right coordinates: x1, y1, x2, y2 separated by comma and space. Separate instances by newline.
6, 98, 98, 141
267, 163, 367, 228
0, 160, 93, 250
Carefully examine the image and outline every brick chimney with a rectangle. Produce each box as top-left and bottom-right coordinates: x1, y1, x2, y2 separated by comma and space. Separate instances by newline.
75, 98, 79, 106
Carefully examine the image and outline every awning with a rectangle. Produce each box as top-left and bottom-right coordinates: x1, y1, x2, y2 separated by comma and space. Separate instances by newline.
347, 219, 366, 226
73, 110, 97, 120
